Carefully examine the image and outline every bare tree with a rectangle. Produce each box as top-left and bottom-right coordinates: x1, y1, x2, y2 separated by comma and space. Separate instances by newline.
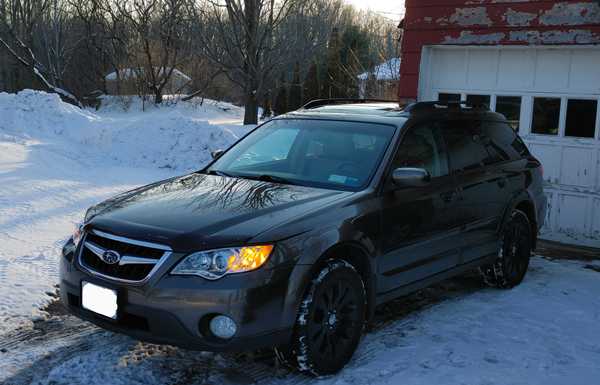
0, 0, 82, 106
191, 0, 301, 124
106, 0, 190, 104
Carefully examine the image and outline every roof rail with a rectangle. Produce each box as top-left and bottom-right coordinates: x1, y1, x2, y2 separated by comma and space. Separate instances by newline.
302, 98, 399, 110
404, 100, 490, 113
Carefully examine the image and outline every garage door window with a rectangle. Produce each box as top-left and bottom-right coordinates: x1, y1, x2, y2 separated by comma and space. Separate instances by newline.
466, 94, 490, 107
532, 97, 561, 135
495, 96, 521, 131
565, 99, 597, 138
438, 93, 461, 103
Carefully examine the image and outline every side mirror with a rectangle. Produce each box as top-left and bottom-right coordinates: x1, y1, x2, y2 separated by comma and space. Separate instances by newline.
211, 149, 225, 160
392, 167, 431, 188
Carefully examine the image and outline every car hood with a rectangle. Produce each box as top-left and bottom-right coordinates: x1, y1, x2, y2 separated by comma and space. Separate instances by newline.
86, 173, 349, 251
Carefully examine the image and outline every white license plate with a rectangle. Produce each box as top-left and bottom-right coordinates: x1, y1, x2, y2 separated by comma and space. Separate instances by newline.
81, 281, 118, 319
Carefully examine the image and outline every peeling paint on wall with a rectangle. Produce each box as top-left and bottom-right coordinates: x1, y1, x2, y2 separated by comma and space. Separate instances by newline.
504, 8, 538, 26
443, 31, 505, 44
440, 7, 493, 26
540, 2, 600, 26
510, 29, 600, 44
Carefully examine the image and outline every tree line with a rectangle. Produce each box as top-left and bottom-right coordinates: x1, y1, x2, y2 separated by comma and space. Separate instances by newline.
0, 0, 400, 124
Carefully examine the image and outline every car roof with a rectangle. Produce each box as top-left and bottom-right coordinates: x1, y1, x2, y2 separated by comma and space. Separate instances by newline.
282, 102, 408, 126
279, 100, 507, 127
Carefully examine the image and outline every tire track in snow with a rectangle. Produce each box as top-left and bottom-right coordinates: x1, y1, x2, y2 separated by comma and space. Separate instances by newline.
3, 259, 600, 385
0, 274, 483, 385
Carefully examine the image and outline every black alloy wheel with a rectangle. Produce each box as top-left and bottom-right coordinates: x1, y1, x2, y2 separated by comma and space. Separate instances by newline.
480, 209, 532, 289
292, 260, 366, 376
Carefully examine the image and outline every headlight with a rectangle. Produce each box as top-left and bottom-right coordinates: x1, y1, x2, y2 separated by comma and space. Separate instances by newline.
171, 245, 274, 280
73, 222, 84, 246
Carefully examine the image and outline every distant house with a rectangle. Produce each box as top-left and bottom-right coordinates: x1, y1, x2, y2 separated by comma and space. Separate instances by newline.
105, 68, 192, 95
357, 58, 400, 99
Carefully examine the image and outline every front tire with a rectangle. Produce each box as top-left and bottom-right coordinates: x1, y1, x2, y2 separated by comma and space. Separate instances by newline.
292, 260, 366, 376
480, 209, 532, 289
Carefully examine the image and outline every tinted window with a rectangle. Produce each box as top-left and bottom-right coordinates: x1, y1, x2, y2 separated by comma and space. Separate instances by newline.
394, 121, 449, 178
210, 119, 395, 191
532, 97, 560, 135
565, 99, 597, 138
442, 120, 489, 172
482, 121, 521, 161
495, 96, 521, 131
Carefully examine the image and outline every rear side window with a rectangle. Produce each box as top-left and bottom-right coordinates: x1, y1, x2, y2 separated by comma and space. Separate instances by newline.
482, 120, 528, 160
442, 120, 490, 173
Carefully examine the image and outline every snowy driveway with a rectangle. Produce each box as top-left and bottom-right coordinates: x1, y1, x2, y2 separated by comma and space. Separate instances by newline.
2, 257, 600, 385
1, 91, 599, 385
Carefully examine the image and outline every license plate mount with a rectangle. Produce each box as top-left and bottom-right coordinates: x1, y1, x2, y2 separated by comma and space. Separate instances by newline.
81, 281, 118, 320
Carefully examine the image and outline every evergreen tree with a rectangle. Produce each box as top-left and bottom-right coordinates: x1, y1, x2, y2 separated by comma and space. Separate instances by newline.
288, 62, 303, 110
340, 26, 368, 98
273, 73, 288, 116
303, 61, 321, 103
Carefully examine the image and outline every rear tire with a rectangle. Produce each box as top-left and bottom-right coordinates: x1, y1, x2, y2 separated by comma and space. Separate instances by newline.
291, 260, 366, 376
480, 209, 532, 289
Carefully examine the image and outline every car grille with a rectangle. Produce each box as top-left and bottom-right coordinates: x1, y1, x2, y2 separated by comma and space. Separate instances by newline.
78, 230, 171, 283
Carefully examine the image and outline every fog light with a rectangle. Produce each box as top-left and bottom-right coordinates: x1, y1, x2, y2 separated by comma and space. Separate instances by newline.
209, 315, 237, 339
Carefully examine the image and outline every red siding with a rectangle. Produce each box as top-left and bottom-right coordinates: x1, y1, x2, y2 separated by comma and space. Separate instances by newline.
399, 0, 600, 100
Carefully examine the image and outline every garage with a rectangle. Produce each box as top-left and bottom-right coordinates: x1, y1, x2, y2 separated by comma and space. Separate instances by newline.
398, 0, 600, 247
416, 45, 600, 246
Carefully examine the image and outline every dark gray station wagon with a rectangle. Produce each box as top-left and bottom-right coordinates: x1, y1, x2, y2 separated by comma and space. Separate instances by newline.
60, 99, 546, 375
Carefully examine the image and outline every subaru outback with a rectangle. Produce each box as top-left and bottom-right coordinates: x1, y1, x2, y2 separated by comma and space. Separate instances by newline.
60, 99, 546, 375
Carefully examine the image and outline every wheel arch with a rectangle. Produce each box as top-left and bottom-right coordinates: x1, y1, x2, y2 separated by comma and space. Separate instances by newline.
302, 241, 377, 323
502, 194, 538, 250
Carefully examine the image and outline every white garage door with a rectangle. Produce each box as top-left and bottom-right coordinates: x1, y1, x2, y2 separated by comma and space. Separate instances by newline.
418, 45, 600, 247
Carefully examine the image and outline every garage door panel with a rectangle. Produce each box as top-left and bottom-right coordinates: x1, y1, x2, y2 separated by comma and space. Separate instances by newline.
597, 149, 600, 190
534, 50, 570, 91
498, 50, 535, 90
592, 198, 600, 240
557, 194, 588, 236
560, 147, 595, 188
421, 45, 600, 246
527, 142, 561, 184
541, 191, 555, 234
467, 49, 498, 89
569, 50, 600, 93
432, 49, 467, 89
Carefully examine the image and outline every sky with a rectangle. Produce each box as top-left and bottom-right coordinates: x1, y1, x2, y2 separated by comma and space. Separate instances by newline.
345, 0, 405, 21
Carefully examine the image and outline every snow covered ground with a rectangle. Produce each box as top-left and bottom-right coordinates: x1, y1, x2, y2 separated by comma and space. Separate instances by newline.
1, 90, 600, 385
1, 258, 600, 385
0, 90, 249, 330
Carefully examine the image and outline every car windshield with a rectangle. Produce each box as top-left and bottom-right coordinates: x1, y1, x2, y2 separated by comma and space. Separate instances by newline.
207, 119, 396, 191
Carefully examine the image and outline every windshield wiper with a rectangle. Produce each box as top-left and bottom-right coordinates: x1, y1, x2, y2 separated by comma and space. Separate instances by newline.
242, 174, 299, 186
205, 169, 235, 178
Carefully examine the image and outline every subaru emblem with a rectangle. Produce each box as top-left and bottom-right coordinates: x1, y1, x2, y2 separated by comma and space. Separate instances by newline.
101, 250, 121, 265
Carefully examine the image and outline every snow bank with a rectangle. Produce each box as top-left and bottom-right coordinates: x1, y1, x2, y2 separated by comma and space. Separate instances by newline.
0, 90, 249, 331
0, 90, 98, 143
0, 90, 248, 171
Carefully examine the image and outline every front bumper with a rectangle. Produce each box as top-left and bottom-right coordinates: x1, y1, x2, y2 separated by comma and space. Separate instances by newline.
59, 240, 307, 352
